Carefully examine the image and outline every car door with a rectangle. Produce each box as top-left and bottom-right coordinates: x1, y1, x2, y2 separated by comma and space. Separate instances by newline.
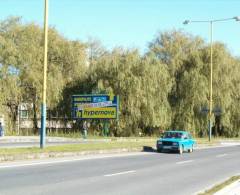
187, 133, 194, 148
183, 133, 192, 149
182, 133, 190, 150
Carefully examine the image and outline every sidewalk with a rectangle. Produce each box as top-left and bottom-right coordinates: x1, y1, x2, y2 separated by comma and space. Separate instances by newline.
214, 179, 240, 195
0, 136, 110, 143
0, 136, 73, 142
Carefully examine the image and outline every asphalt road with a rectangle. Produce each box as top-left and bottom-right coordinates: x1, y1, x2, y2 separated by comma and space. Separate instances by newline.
0, 146, 240, 195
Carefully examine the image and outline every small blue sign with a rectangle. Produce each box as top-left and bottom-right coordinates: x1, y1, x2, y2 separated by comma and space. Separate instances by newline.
93, 96, 107, 103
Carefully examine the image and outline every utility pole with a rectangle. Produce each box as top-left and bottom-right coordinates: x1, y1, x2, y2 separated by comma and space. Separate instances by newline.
209, 21, 213, 142
40, 0, 49, 148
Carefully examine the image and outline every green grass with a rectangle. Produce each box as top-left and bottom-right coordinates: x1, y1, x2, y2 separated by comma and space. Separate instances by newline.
0, 140, 155, 156
199, 175, 240, 195
196, 137, 240, 145
196, 138, 221, 145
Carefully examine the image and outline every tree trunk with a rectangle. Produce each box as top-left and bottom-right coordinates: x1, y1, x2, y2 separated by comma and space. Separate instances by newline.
215, 115, 221, 137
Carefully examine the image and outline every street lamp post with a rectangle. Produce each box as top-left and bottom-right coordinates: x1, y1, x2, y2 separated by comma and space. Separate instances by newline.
209, 21, 213, 142
40, 0, 49, 148
183, 16, 239, 142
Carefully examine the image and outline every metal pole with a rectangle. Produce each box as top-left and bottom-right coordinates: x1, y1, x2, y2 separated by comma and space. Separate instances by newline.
40, 0, 49, 148
209, 21, 213, 142
17, 105, 20, 135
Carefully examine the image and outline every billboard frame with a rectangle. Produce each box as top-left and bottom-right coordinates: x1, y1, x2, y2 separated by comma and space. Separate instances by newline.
72, 94, 119, 120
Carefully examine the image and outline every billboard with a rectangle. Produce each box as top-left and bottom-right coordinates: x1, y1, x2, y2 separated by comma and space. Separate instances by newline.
72, 94, 119, 119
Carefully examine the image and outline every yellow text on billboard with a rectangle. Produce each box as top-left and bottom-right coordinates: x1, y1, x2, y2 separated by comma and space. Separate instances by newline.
82, 107, 116, 119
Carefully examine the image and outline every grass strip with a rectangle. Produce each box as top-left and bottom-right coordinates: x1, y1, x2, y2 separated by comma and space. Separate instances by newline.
199, 175, 240, 195
0, 140, 155, 156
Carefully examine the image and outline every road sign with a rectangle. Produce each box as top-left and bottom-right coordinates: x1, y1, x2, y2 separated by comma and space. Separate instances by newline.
201, 107, 209, 114
212, 107, 222, 116
201, 106, 222, 116
72, 94, 119, 119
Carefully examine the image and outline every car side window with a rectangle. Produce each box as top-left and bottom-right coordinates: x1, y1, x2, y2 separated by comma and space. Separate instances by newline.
188, 133, 192, 139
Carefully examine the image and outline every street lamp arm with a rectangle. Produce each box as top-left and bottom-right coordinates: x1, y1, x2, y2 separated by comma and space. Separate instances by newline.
233, 16, 240, 21
183, 16, 240, 24
187, 20, 213, 23
212, 17, 240, 22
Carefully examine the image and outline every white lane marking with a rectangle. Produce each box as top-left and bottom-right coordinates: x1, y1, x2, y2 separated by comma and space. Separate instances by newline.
216, 153, 228, 158
176, 160, 194, 165
0, 159, 88, 169
104, 170, 136, 177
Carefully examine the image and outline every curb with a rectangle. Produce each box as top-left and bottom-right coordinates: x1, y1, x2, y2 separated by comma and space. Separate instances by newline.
196, 175, 240, 195
214, 179, 240, 195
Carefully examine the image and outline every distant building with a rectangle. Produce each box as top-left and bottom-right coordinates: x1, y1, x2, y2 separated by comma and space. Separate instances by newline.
17, 103, 72, 131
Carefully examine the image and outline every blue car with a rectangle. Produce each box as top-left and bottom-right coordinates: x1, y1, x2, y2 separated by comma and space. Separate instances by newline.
156, 130, 196, 154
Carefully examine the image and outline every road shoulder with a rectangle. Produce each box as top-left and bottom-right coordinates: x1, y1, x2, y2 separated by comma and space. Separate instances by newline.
198, 175, 240, 195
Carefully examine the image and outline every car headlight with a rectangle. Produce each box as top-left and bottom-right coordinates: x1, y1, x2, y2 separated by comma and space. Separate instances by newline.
158, 141, 162, 145
172, 142, 178, 146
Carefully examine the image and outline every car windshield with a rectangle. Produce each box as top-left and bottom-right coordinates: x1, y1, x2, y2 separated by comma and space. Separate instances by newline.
163, 132, 183, 139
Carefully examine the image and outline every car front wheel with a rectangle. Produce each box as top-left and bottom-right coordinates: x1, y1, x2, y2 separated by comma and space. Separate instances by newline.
179, 145, 183, 154
188, 145, 193, 153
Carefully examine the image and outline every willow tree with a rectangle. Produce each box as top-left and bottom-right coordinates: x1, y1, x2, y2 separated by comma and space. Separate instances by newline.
0, 17, 22, 132
85, 48, 172, 136
149, 31, 206, 133
209, 43, 240, 136
149, 30, 240, 137
0, 17, 87, 133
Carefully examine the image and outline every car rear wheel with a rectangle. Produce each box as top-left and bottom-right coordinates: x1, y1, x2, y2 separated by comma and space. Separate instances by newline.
157, 148, 162, 153
179, 145, 183, 154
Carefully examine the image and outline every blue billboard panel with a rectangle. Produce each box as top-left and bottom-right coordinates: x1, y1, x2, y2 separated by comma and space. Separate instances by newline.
72, 94, 119, 119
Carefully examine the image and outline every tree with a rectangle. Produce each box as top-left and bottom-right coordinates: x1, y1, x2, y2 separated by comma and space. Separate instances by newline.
0, 17, 87, 133
0, 17, 22, 132
82, 48, 172, 136
149, 30, 240, 137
